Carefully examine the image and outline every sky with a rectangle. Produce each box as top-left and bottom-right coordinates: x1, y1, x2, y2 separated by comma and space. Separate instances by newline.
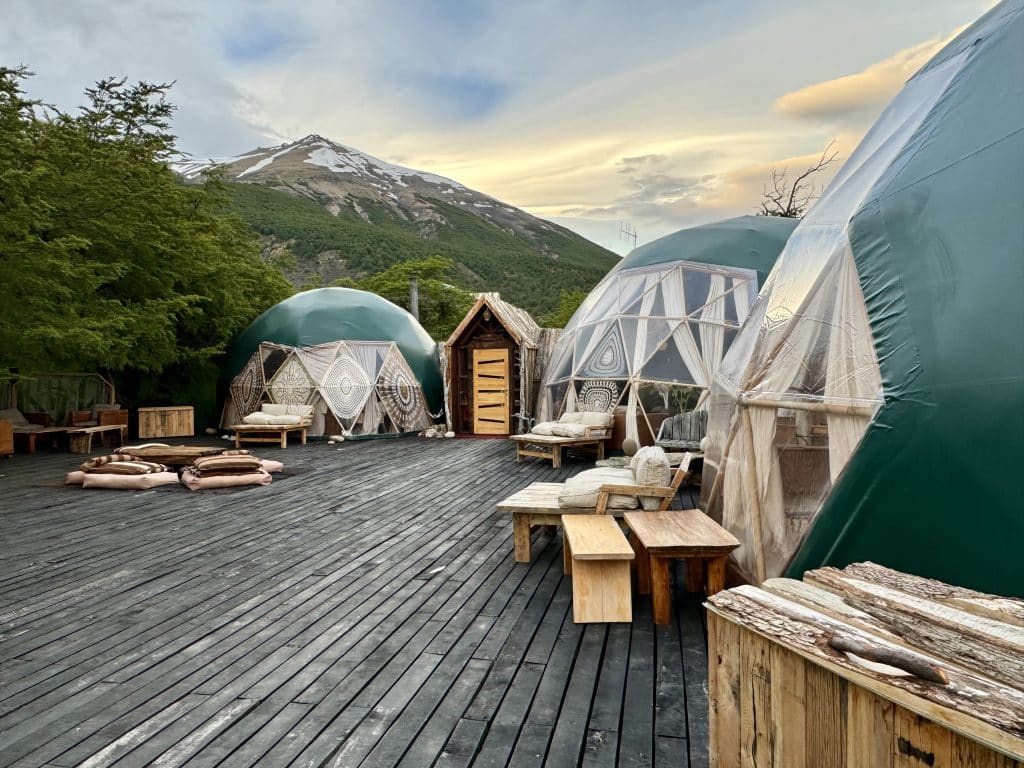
3, 0, 995, 253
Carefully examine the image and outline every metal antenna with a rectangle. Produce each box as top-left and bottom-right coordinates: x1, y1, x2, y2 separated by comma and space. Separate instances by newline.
619, 221, 638, 250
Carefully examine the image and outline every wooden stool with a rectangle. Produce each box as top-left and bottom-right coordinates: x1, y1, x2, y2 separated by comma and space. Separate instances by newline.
561, 515, 634, 623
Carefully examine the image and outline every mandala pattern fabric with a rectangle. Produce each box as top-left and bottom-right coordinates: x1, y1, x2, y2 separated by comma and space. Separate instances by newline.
579, 324, 628, 378
321, 351, 373, 420
578, 380, 620, 412
267, 355, 315, 405
229, 354, 265, 416
377, 348, 428, 431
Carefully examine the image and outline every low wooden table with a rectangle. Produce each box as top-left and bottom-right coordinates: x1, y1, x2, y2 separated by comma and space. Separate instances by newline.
561, 515, 634, 623
509, 433, 605, 468
232, 422, 308, 449
498, 482, 621, 563
125, 445, 225, 466
67, 424, 128, 454
623, 509, 740, 625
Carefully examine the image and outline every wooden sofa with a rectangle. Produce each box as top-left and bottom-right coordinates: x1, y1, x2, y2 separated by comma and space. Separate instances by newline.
655, 409, 708, 452
232, 403, 313, 449
0, 408, 68, 454
509, 410, 614, 467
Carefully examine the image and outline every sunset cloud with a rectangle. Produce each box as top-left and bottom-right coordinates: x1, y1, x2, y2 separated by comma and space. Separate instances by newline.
773, 30, 963, 122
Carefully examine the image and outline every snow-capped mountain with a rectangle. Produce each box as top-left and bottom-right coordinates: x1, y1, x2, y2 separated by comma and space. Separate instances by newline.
175, 134, 559, 242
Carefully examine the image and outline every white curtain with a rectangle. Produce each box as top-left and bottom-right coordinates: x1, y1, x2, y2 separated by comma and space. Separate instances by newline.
625, 272, 661, 443
824, 247, 883, 481
699, 273, 726, 386
733, 277, 753, 326
662, 267, 708, 387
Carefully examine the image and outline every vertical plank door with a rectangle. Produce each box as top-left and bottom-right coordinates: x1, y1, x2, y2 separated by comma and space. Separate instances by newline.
472, 348, 510, 434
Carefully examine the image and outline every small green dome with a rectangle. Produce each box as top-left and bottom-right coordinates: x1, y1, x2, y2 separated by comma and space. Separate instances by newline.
229, 287, 442, 410
616, 215, 798, 285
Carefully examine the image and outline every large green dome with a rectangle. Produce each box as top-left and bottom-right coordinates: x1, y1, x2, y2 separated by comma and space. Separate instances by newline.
616, 215, 798, 286
229, 288, 442, 410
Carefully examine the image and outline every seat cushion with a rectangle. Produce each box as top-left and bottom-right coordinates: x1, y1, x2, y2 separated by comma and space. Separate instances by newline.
12, 424, 44, 433
550, 423, 589, 438
243, 412, 302, 426
557, 412, 585, 424
558, 467, 639, 510
88, 460, 169, 475
631, 446, 671, 510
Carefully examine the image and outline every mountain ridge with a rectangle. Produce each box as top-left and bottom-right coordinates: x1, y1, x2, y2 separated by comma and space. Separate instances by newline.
174, 134, 619, 314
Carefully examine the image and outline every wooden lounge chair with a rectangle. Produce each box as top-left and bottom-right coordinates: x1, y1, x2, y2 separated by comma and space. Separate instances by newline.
499, 454, 696, 563
655, 410, 708, 452
0, 408, 68, 454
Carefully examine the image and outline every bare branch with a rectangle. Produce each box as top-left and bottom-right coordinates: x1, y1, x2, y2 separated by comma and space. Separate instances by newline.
758, 139, 841, 218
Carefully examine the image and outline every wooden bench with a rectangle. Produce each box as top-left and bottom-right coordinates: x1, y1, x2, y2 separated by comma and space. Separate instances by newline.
232, 422, 309, 449
561, 515, 634, 623
498, 457, 696, 564
623, 509, 740, 625
67, 424, 129, 454
509, 433, 605, 468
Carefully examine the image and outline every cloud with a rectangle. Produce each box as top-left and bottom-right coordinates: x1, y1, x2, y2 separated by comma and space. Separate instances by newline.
773, 29, 963, 122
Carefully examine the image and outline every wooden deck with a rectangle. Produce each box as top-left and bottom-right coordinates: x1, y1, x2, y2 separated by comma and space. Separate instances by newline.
0, 438, 709, 767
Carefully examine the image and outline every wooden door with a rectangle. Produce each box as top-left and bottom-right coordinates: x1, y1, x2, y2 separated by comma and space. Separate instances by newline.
472, 348, 511, 434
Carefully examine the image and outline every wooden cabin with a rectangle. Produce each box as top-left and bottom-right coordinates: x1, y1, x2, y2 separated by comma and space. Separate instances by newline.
443, 294, 558, 435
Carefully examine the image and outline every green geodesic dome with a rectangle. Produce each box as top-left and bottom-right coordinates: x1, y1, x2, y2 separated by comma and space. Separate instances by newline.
703, 0, 1024, 596
536, 216, 795, 441
615, 215, 797, 286
229, 288, 442, 410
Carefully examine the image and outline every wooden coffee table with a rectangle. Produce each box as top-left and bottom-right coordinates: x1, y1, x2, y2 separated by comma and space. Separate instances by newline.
126, 445, 226, 466
623, 509, 740, 625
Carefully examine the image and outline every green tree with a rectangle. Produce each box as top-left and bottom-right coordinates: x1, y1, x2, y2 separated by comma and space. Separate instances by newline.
353, 256, 475, 340
539, 289, 588, 328
0, 68, 291, 416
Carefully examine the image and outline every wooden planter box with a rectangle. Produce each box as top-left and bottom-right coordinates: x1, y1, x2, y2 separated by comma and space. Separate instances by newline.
706, 563, 1024, 767
138, 406, 194, 438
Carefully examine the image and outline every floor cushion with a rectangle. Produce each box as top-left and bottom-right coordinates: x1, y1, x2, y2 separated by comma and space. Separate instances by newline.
192, 454, 263, 475
180, 469, 272, 490
261, 459, 284, 473
82, 472, 180, 490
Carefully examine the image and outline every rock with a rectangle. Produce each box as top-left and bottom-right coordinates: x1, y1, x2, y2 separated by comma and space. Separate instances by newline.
204, 427, 217, 435
327, 440, 335, 445
329, 434, 345, 442
445, 431, 455, 438
221, 434, 231, 441
425, 428, 437, 438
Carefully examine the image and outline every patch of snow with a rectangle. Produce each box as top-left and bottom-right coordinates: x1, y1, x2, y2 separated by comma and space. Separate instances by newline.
239, 144, 297, 177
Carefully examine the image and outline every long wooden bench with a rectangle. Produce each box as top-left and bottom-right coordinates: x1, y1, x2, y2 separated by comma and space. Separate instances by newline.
561, 515, 634, 623
67, 424, 128, 454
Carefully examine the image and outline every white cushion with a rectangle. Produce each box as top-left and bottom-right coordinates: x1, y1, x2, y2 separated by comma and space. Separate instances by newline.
579, 411, 614, 428
632, 446, 671, 510
558, 412, 585, 424
558, 467, 639, 510
262, 403, 312, 418
530, 421, 558, 436
550, 423, 588, 438
242, 412, 272, 425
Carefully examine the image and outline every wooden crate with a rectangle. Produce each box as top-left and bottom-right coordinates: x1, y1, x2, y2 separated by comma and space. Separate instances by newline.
707, 563, 1024, 767
0, 419, 12, 458
138, 406, 194, 438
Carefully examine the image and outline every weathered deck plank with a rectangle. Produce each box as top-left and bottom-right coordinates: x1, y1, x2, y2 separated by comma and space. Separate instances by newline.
0, 437, 708, 767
